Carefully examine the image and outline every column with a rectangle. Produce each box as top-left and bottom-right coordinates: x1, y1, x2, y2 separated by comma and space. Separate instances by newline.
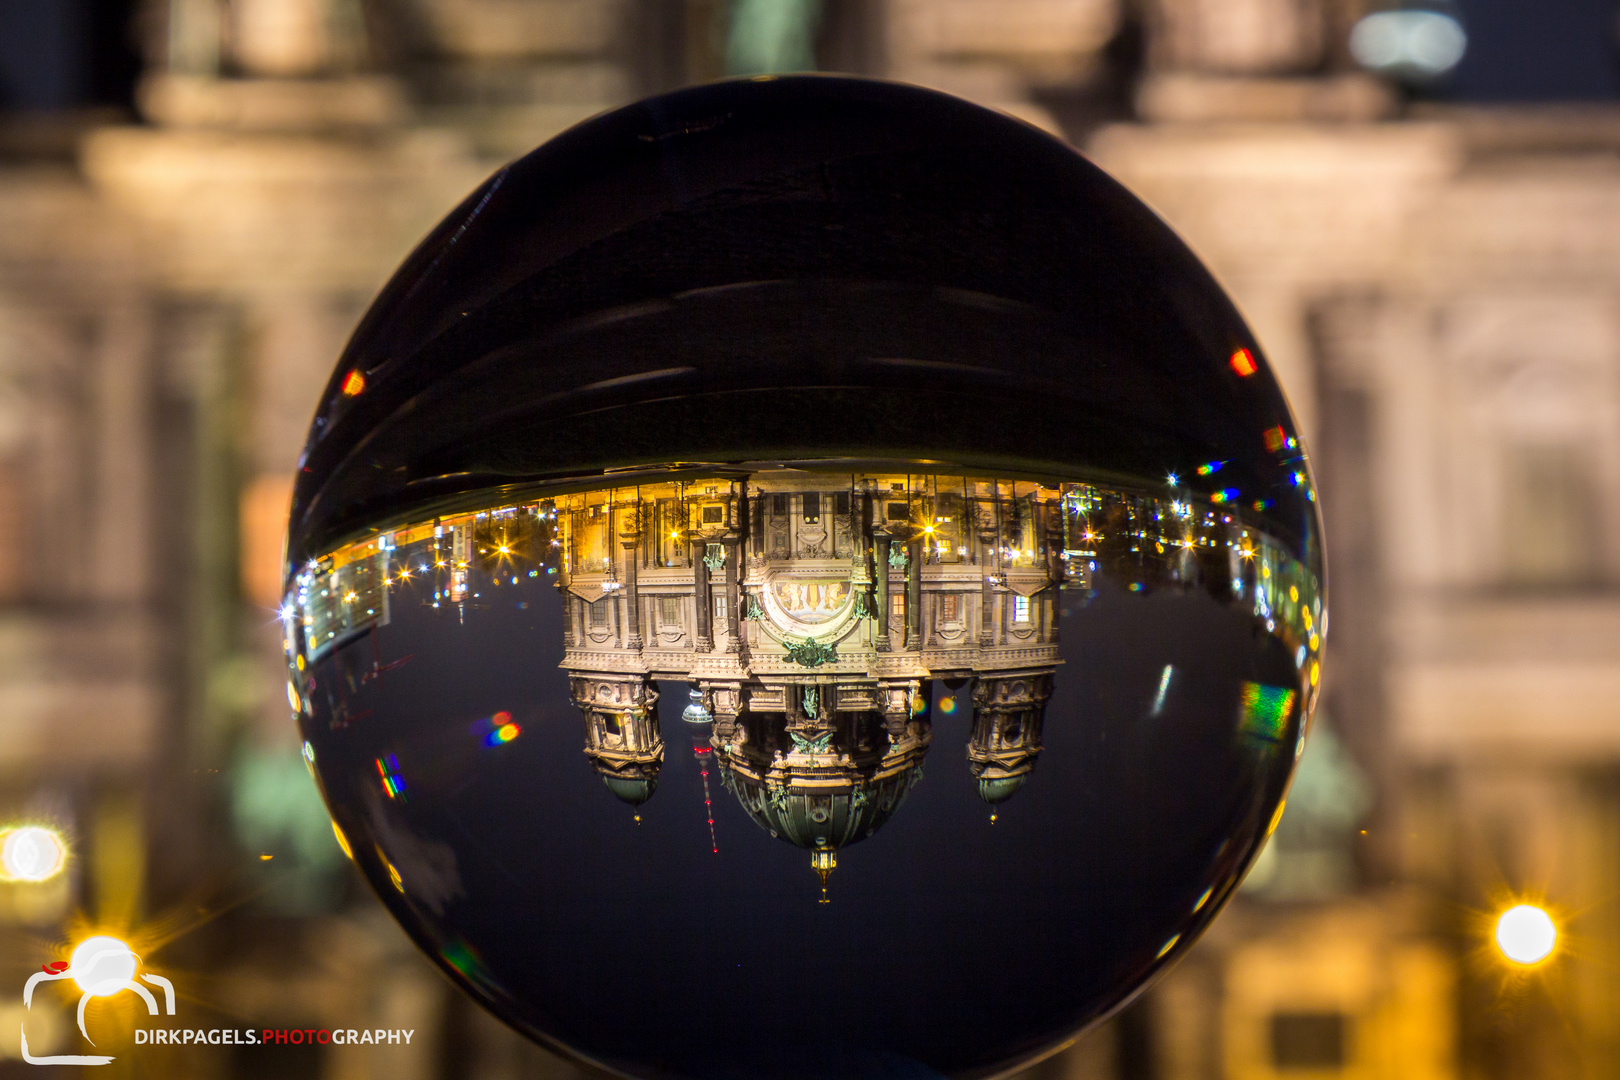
692, 538, 712, 650
905, 540, 922, 649
723, 536, 740, 653
875, 536, 891, 652
979, 529, 997, 649
620, 538, 642, 650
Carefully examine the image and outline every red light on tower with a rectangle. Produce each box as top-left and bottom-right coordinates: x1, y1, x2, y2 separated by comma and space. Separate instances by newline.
1229, 349, 1257, 377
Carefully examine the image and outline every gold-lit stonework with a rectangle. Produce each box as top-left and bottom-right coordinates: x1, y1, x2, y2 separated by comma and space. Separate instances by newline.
291, 467, 1322, 890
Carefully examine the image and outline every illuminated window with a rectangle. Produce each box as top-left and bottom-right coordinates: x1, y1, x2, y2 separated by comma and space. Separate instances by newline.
714, 595, 727, 623
939, 594, 959, 622
702, 505, 723, 524
589, 599, 608, 627
659, 597, 680, 625
803, 493, 820, 523
1013, 595, 1030, 623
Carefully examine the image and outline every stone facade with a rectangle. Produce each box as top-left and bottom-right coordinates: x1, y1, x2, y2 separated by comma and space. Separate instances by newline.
2, 0, 1618, 1077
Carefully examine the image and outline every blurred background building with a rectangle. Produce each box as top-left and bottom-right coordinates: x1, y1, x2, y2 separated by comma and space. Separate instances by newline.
1, 0, 1619, 1077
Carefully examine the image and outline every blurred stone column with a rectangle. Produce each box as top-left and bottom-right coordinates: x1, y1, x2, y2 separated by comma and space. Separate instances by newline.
89, 295, 156, 605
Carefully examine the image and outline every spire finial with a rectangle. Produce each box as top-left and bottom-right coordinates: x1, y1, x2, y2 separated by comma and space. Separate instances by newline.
811, 845, 836, 903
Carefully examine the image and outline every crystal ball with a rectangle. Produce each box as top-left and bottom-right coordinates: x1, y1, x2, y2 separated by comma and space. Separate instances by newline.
285, 77, 1324, 1080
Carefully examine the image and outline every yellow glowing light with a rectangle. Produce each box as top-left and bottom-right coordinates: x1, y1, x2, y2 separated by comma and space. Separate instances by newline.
70, 936, 138, 997
1309, 661, 1320, 686
498, 546, 509, 554
1, 825, 66, 882
286, 681, 300, 711
331, 820, 353, 860
340, 369, 366, 397
1289, 585, 1299, 602
1496, 905, 1557, 965
386, 860, 404, 892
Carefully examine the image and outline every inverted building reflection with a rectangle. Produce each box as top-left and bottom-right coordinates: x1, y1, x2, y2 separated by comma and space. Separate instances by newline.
548, 471, 1071, 893
291, 467, 1323, 894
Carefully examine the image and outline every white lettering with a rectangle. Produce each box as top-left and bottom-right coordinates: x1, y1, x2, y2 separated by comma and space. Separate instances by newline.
402, 1030, 414, 1045
360, 1030, 375, 1045
136, 1030, 148, 1045
388, 1031, 400, 1044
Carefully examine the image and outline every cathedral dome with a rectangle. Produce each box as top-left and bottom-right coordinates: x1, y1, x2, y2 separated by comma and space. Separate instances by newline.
721, 764, 921, 852
977, 776, 1027, 805
600, 775, 658, 806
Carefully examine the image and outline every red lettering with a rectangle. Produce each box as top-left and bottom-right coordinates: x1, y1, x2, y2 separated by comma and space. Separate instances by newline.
317, 1029, 331, 1044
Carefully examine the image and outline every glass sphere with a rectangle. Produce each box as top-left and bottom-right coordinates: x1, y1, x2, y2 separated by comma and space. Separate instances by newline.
284, 77, 1324, 1080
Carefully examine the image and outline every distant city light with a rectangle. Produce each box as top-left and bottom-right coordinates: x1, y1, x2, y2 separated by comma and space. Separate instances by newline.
1496, 904, 1557, 965
1, 825, 66, 882
70, 936, 138, 997
1350, 10, 1467, 78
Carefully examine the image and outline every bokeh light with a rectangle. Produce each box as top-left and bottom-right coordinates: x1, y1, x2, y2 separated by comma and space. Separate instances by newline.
0, 825, 66, 882
70, 936, 139, 996
1495, 904, 1558, 966
1350, 10, 1467, 79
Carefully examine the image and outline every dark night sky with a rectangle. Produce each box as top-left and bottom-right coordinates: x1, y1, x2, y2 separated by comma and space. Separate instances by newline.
2, 0, 1620, 111
1447, 0, 1620, 101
